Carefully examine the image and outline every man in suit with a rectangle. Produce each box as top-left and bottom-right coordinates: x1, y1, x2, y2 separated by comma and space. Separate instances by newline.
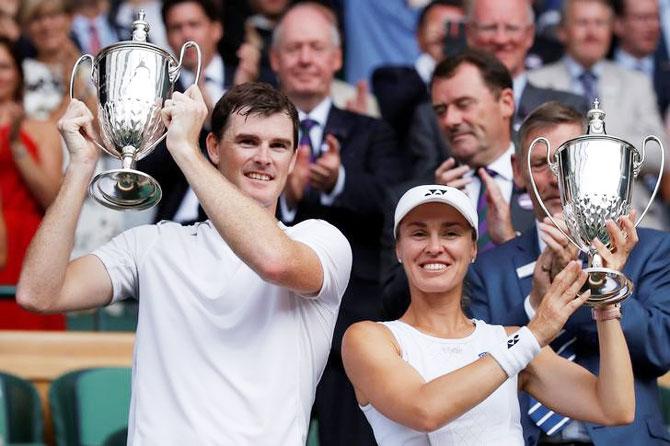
613, 0, 670, 119
138, 0, 236, 224
381, 49, 536, 320
372, 0, 465, 142
465, 0, 588, 128
468, 101, 670, 445
528, 0, 670, 231
270, 3, 406, 446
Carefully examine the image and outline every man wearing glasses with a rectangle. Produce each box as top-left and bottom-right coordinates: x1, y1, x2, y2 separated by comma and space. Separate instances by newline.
466, 0, 587, 129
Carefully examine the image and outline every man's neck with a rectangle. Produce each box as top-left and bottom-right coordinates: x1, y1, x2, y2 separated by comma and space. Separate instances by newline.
475, 138, 512, 168
289, 93, 328, 114
619, 45, 651, 60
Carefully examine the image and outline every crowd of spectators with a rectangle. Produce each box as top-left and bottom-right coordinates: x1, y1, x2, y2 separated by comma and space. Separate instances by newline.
3, 0, 670, 443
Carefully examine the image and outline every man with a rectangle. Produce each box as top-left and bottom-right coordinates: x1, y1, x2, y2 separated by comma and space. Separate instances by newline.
17, 82, 352, 444
234, 0, 381, 117
381, 50, 535, 320
528, 0, 670, 230
270, 3, 406, 445
613, 0, 670, 118
468, 101, 670, 445
139, 0, 236, 225
71, 0, 120, 55
465, 0, 588, 127
372, 0, 465, 144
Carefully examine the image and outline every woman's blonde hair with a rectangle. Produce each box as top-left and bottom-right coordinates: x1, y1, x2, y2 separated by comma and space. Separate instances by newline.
19, 0, 71, 26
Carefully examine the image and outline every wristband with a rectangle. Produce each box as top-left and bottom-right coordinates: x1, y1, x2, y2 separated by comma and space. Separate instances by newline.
592, 303, 622, 321
487, 326, 541, 378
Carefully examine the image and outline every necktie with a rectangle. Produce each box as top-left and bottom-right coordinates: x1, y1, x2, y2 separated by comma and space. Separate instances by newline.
299, 118, 318, 162
578, 70, 598, 104
528, 329, 577, 435
476, 168, 497, 252
88, 21, 101, 55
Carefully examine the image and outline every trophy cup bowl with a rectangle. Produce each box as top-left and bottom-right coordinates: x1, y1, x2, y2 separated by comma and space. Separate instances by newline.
528, 100, 664, 306
69, 11, 201, 210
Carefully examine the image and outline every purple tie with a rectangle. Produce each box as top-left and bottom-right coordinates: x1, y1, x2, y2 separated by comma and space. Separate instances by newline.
476, 168, 498, 252
299, 118, 318, 162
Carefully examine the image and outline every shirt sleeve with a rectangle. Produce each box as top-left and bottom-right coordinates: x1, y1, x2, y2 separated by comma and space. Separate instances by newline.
287, 219, 352, 309
91, 224, 158, 303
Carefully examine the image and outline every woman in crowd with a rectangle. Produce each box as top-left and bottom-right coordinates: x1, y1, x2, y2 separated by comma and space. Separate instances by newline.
0, 37, 64, 329
342, 185, 635, 445
19, 0, 96, 122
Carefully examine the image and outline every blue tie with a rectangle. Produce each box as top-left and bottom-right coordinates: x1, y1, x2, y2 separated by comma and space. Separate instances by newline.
527, 329, 577, 435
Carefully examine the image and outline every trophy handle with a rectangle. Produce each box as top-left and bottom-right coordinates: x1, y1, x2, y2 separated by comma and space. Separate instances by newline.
69, 54, 110, 155
634, 135, 665, 227
527, 136, 583, 252
169, 41, 202, 86
143, 42, 204, 155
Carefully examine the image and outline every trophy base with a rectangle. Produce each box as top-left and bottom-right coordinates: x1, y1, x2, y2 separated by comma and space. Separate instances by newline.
581, 266, 633, 307
89, 168, 162, 211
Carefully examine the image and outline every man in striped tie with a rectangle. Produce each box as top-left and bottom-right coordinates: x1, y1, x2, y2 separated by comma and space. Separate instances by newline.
468, 101, 670, 446
431, 49, 535, 253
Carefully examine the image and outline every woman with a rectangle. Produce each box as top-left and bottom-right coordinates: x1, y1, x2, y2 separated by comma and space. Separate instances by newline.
342, 185, 635, 445
0, 37, 64, 329
19, 0, 96, 122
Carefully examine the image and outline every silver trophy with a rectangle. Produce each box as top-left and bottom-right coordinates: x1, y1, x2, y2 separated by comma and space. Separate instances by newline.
70, 10, 201, 210
528, 100, 664, 306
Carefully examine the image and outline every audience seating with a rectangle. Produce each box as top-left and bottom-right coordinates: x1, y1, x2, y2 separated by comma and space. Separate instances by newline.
49, 367, 131, 446
0, 371, 44, 445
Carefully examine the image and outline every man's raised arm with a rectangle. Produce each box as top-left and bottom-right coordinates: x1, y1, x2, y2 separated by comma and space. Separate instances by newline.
17, 100, 113, 313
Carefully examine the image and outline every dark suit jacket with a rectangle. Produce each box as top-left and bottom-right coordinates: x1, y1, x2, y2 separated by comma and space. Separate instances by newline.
654, 37, 670, 117
371, 65, 429, 143
281, 105, 406, 349
137, 62, 237, 223
380, 176, 536, 320
516, 81, 589, 126
468, 227, 670, 446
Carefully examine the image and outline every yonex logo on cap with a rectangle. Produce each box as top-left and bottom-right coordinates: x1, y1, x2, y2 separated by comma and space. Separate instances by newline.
424, 188, 448, 197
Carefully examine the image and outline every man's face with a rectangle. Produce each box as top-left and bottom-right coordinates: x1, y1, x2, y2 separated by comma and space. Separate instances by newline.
614, 0, 660, 58
431, 63, 514, 168
559, 0, 613, 68
417, 5, 465, 62
270, 7, 342, 103
207, 111, 297, 214
514, 122, 583, 220
466, 0, 534, 77
165, 2, 222, 70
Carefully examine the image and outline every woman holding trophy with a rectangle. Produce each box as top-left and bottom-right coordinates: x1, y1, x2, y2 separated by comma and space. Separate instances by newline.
342, 185, 636, 445
0, 37, 64, 329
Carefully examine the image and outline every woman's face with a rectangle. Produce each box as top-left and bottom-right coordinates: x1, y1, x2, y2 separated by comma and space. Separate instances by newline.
26, 4, 71, 55
396, 203, 477, 296
0, 45, 19, 102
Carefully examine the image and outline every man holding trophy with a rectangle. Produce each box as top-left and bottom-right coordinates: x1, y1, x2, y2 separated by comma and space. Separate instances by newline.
468, 101, 670, 445
16, 70, 352, 446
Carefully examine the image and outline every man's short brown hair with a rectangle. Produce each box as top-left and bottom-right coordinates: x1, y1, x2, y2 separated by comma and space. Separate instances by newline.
517, 101, 586, 157
210, 82, 299, 150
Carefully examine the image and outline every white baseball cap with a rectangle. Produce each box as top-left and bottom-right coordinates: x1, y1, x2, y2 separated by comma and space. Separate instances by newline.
393, 185, 478, 239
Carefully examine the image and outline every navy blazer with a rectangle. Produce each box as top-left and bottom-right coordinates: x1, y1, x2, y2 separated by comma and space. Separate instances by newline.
467, 227, 670, 446
282, 105, 406, 348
